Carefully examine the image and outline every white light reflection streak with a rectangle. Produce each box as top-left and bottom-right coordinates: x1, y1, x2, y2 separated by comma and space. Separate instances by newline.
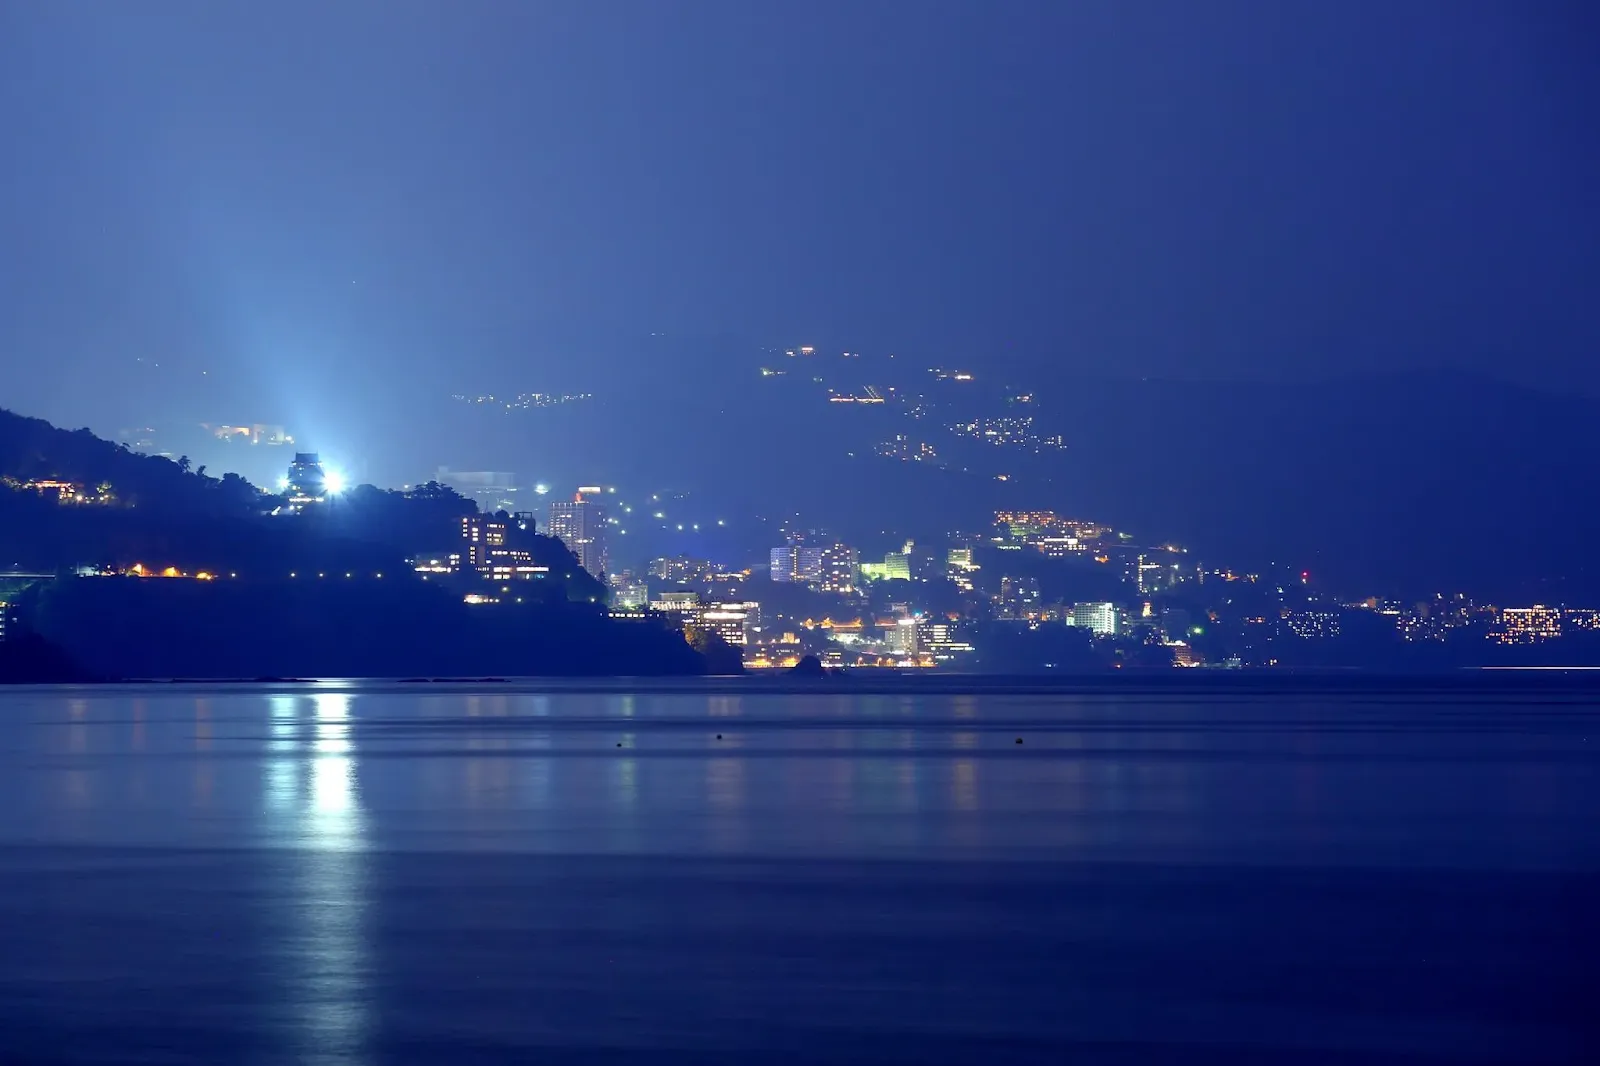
605, 696, 640, 850
264, 691, 370, 1064
614, 694, 638, 805
266, 695, 299, 813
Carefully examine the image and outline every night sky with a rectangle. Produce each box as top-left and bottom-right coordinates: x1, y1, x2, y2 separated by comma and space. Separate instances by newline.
2, 1, 1596, 445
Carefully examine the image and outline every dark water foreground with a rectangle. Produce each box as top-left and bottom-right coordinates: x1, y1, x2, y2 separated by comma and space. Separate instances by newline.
0, 680, 1595, 1064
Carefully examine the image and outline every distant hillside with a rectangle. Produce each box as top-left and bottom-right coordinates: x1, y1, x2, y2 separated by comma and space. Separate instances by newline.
0, 408, 708, 677
0, 407, 261, 515
0, 410, 595, 595
428, 350, 1600, 599
25, 352, 1600, 598
1023, 371, 1600, 599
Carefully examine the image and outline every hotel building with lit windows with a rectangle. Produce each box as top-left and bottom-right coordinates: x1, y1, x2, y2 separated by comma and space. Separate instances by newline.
548, 490, 609, 579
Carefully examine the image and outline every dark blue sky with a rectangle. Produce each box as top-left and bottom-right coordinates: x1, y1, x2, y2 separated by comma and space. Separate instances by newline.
2, 0, 1596, 438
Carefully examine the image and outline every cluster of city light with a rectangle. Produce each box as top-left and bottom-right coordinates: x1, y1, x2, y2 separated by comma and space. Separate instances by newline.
1495, 606, 1563, 644
877, 435, 939, 462
453, 391, 593, 410
1282, 610, 1342, 639
116, 564, 248, 580
949, 417, 1064, 451
3, 478, 117, 505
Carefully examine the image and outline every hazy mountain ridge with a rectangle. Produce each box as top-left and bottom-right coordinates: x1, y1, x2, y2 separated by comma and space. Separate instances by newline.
42, 331, 1599, 599
438, 345, 1599, 598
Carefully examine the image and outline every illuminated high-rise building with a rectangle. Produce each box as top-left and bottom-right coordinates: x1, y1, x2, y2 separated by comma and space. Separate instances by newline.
460, 515, 508, 569
610, 571, 649, 610
885, 613, 920, 657
946, 548, 980, 591
815, 543, 859, 593
769, 545, 799, 582
699, 601, 761, 647
449, 515, 549, 580
882, 541, 915, 582
1069, 602, 1120, 636
769, 534, 823, 584
548, 489, 609, 579
918, 618, 975, 662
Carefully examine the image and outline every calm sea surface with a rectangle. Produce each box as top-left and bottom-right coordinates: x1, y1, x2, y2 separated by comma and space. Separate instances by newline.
0, 679, 1595, 1064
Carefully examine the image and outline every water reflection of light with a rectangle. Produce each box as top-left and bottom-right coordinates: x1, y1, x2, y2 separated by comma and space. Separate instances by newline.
62, 698, 91, 808
67, 698, 88, 753
708, 757, 744, 809
261, 691, 370, 1063
609, 699, 640, 814
267, 695, 299, 813
195, 698, 213, 751
524, 757, 552, 807
614, 743, 638, 806
306, 693, 368, 1059
462, 694, 513, 808
953, 761, 978, 811
706, 756, 747, 852
611, 744, 640, 852
312, 693, 356, 818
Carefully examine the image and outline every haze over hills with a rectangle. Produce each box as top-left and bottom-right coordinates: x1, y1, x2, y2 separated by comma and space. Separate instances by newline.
24, 331, 1599, 600
428, 341, 1600, 600
1024, 370, 1597, 600
0, 407, 721, 679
